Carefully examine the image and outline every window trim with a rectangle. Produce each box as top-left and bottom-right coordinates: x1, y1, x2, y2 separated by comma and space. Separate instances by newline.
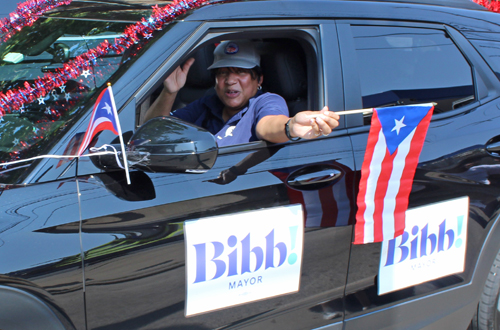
337, 19, 496, 129
133, 19, 350, 149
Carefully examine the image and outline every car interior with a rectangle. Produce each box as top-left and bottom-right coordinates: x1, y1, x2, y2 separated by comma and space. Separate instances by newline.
137, 36, 312, 129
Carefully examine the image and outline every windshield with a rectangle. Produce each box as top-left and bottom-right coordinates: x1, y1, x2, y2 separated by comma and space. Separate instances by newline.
0, 16, 137, 183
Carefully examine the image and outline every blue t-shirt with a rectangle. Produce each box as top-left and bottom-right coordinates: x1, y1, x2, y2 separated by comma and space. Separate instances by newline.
171, 91, 289, 147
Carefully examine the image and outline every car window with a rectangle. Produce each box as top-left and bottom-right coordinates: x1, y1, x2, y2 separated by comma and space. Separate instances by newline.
139, 37, 311, 146
469, 38, 500, 81
0, 15, 147, 183
351, 25, 475, 121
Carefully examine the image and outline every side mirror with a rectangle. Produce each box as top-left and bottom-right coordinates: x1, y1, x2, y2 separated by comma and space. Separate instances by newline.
52, 43, 70, 63
91, 117, 218, 173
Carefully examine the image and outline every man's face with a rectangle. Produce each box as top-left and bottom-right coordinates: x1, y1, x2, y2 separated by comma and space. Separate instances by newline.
215, 67, 262, 113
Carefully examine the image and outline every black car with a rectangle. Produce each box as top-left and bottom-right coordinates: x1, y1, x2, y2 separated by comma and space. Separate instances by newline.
1, 0, 500, 329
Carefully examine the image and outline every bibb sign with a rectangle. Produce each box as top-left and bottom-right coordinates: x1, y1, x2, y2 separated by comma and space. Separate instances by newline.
378, 197, 469, 295
184, 205, 304, 316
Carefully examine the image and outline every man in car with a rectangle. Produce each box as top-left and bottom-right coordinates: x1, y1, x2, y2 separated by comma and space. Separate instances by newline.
144, 40, 340, 146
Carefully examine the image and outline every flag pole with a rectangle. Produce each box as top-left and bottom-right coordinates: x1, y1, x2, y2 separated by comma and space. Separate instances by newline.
335, 102, 437, 116
107, 83, 131, 185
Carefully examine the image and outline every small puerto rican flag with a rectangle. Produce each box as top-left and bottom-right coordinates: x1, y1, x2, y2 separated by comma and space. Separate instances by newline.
77, 84, 130, 184
354, 104, 434, 244
77, 85, 121, 156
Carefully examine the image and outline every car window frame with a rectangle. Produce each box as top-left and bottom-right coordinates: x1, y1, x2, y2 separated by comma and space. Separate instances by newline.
336, 19, 500, 130
133, 19, 349, 149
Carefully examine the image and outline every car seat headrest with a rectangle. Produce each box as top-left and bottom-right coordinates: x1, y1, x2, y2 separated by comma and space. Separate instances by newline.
186, 44, 216, 88
261, 42, 307, 101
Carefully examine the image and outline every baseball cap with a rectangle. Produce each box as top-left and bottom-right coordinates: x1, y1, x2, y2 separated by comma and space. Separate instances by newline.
207, 40, 260, 70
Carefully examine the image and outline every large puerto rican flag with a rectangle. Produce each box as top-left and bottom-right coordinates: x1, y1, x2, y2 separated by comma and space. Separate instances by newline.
354, 104, 434, 244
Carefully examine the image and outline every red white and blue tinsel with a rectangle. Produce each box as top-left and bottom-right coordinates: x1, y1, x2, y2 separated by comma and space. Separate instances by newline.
0, 0, 213, 115
0, 0, 71, 43
473, 0, 500, 12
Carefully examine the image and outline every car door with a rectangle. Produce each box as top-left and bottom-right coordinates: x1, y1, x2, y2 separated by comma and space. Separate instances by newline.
75, 20, 355, 330
337, 20, 500, 329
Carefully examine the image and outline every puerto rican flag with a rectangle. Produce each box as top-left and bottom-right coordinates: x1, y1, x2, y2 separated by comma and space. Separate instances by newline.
77, 86, 121, 156
354, 104, 434, 244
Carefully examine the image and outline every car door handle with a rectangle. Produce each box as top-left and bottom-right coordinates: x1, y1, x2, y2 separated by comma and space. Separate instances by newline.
286, 165, 343, 191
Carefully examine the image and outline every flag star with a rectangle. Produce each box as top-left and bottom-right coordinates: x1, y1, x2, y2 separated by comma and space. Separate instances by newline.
65, 92, 71, 101
37, 96, 45, 105
102, 102, 112, 115
59, 84, 66, 93
145, 33, 152, 39
391, 116, 406, 135
13, 138, 19, 145
81, 69, 91, 78
45, 107, 52, 115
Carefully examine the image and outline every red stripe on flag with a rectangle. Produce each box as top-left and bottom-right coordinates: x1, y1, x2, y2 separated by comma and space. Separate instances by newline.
354, 110, 379, 244
373, 147, 396, 242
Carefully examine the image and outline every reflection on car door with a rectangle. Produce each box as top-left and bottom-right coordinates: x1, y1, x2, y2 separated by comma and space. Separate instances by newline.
77, 136, 355, 329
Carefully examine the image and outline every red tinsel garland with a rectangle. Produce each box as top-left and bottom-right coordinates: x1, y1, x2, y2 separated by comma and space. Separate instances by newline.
0, 0, 212, 114
473, 0, 500, 12
0, 0, 72, 43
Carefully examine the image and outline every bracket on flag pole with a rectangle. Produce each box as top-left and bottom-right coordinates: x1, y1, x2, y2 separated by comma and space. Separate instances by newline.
335, 102, 437, 116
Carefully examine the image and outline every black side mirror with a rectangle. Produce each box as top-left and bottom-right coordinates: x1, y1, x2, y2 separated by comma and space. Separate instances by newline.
91, 117, 218, 173
52, 43, 70, 63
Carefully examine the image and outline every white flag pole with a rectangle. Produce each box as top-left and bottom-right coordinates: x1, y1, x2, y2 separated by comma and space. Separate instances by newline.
107, 83, 131, 185
335, 102, 437, 116
336, 108, 374, 116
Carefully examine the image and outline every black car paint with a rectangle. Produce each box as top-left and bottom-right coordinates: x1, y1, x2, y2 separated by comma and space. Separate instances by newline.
0, 0, 500, 329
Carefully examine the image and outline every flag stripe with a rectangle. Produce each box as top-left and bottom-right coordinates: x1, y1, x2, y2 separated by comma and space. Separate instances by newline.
355, 110, 381, 243
373, 137, 395, 242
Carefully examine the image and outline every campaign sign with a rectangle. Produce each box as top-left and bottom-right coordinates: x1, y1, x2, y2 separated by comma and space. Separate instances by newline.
378, 196, 469, 295
184, 204, 304, 316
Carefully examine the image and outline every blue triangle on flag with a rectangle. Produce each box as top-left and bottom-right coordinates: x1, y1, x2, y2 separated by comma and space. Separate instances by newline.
376, 105, 431, 155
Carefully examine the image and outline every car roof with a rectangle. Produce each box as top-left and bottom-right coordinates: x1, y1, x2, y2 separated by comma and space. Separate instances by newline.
348, 0, 485, 10
44, 0, 489, 25
55, 0, 486, 12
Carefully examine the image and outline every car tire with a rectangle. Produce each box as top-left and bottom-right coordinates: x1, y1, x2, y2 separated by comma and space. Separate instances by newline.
477, 248, 500, 330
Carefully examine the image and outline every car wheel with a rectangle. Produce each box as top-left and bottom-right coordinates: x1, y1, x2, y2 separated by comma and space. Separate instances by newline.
477, 248, 500, 330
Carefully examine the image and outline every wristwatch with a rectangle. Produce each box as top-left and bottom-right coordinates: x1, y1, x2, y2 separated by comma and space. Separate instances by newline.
285, 119, 301, 141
